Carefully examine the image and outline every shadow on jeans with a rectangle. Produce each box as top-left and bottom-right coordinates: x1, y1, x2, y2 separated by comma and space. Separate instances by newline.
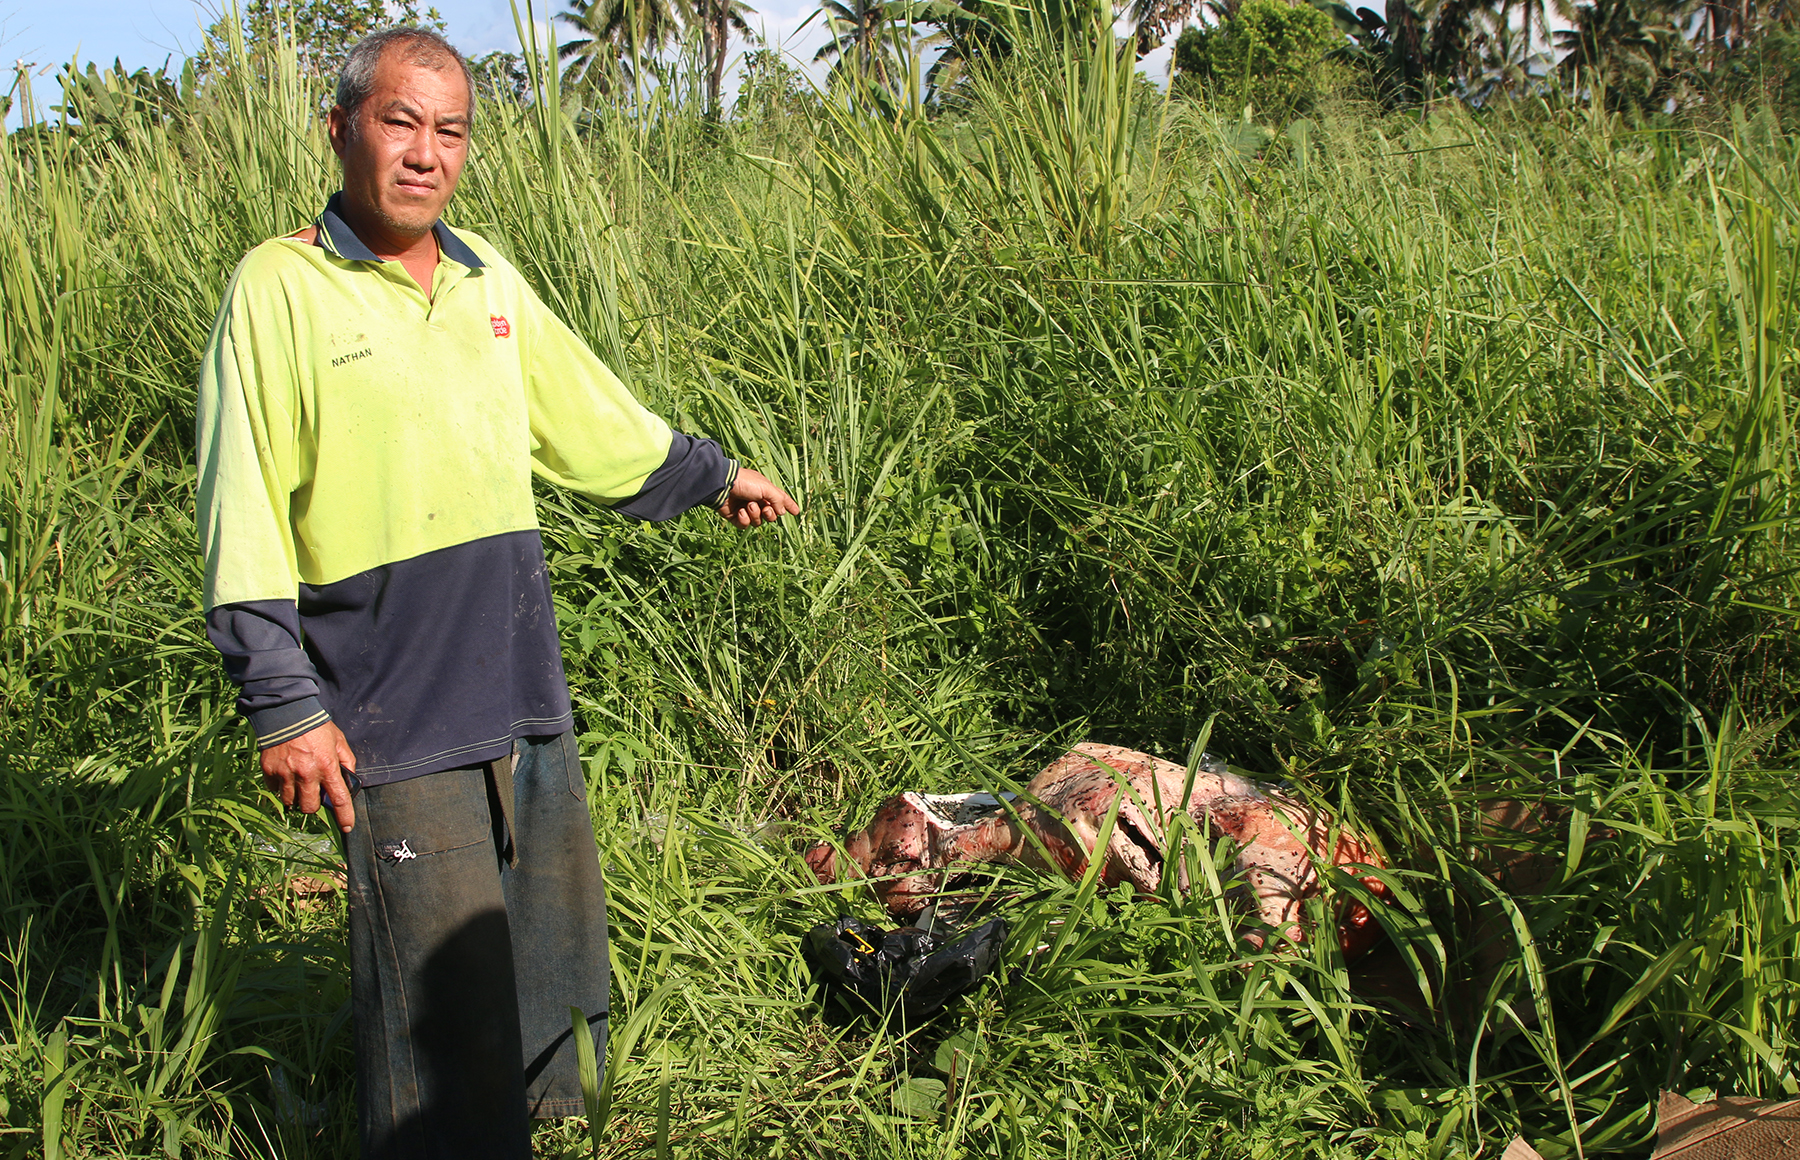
371, 907, 532, 1160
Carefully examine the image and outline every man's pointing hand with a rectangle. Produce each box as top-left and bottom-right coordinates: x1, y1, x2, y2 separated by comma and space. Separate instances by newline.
719, 467, 800, 528
261, 721, 359, 832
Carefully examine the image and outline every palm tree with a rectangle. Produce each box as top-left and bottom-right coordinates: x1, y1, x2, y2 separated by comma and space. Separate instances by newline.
1462, 6, 1544, 99
1129, 0, 1228, 58
1331, 0, 1428, 104
917, 0, 1016, 97
1553, 0, 1692, 107
813, 0, 912, 95
1451, 0, 1546, 81
1515, 0, 1550, 75
694, 0, 756, 117
557, 0, 685, 93
1426, 0, 1498, 79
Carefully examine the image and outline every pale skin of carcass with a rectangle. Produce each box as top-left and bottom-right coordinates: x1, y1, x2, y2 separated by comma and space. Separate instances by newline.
805, 743, 1392, 954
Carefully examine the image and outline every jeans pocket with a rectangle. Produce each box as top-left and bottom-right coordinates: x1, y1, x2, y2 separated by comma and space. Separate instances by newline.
365, 768, 494, 865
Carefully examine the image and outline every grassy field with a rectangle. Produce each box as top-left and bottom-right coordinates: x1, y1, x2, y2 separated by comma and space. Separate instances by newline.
2, 16, 1798, 1158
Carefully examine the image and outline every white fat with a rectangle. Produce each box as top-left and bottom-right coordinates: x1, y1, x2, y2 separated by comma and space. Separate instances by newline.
1220, 772, 1270, 799
913, 791, 1016, 827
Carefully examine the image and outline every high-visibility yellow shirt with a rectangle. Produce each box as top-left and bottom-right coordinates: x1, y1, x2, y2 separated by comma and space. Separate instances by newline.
196, 194, 732, 783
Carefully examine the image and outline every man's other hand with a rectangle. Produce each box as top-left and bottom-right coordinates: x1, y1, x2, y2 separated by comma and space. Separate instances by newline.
261, 721, 358, 832
719, 467, 801, 528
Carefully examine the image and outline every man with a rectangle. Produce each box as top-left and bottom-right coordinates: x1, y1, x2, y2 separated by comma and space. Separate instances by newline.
195, 27, 798, 1157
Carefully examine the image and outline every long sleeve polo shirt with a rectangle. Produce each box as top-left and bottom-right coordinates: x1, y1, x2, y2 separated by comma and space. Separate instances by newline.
196, 194, 735, 785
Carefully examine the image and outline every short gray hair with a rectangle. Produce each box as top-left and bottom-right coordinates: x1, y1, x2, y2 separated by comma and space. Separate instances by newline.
335, 27, 475, 131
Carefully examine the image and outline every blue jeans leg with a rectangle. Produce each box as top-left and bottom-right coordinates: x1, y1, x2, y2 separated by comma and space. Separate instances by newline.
343, 731, 609, 1157
506, 730, 610, 1118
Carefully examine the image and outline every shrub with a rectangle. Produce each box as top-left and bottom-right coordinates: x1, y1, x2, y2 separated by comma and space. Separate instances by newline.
1174, 0, 1344, 120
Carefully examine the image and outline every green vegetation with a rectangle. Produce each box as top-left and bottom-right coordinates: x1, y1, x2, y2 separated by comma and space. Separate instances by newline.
3, 9, 1799, 1158
1174, 0, 1344, 117
531, 0, 1800, 119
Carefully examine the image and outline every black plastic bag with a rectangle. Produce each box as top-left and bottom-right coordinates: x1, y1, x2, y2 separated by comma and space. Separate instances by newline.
803, 915, 1008, 1023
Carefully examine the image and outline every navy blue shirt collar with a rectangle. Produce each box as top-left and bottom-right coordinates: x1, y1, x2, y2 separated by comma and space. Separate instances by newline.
314, 191, 486, 269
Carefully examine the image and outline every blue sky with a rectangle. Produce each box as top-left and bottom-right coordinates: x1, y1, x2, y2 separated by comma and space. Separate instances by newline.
0, 0, 1586, 129
3, 0, 1180, 126
2, 0, 863, 102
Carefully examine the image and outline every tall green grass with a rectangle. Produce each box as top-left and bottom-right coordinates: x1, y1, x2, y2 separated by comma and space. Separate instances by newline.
1, 16, 1796, 1157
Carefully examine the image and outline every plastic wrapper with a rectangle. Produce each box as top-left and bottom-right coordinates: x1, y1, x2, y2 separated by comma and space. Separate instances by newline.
803, 915, 1008, 1023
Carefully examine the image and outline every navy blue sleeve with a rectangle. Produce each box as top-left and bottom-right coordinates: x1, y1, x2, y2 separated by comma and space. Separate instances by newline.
609, 431, 738, 522
204, 599, 332, 749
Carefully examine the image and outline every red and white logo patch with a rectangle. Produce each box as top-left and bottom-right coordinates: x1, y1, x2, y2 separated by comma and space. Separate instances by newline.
490, 314, 511, 338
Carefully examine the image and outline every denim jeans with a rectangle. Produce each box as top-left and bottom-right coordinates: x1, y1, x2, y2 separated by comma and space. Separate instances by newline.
342, 731, 609, 1159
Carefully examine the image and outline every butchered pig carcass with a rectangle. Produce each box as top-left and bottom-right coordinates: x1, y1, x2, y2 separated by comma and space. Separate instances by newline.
804, 742, 1393, 957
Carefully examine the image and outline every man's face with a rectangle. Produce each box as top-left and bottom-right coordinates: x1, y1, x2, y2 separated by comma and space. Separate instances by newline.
328, 49, 470, 240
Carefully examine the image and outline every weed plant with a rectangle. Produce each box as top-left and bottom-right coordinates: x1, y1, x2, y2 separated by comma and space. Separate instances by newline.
1, 14, 1796, 1158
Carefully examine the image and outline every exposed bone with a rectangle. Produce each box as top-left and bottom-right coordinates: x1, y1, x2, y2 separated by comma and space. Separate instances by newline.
805, 742, 1392, 957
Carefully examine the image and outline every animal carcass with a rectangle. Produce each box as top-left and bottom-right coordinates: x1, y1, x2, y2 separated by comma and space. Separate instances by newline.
804, 742, 1392, 957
